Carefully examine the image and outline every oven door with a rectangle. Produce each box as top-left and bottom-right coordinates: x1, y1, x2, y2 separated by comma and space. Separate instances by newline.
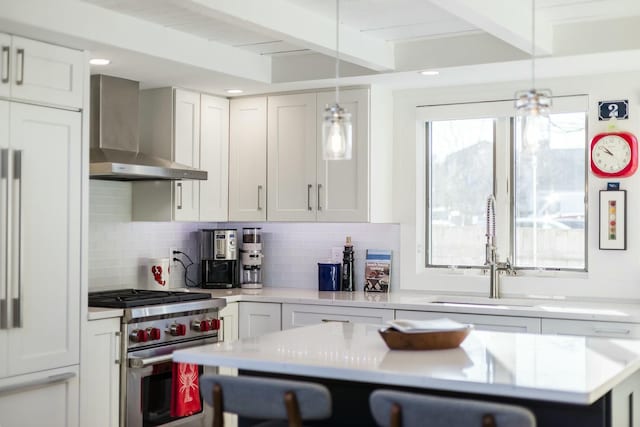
125, 338, 218, 427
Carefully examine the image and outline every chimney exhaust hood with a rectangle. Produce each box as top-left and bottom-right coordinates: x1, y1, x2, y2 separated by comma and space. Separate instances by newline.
89, 75, 207, 181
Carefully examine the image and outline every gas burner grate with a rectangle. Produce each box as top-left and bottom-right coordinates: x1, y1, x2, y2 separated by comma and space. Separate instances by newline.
88, 288, 211, 308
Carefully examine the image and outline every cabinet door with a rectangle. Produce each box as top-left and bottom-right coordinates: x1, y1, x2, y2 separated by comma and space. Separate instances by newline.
0, 101, 7, 378
541, 318, 640, 338
81, 318, 121, 427
229, 97, 267, 221
316, 89, 369, 222
7, 103, 81, 375
10, 36, 83, 109
282, 303, 393, 329
220, 302, 239, 343
267, 93, 317, 221
239, 302, 281, 339
173, 90, 201, 221
0, 33, 9, 98
395, 310, 541, 333
200, 95, 229, 221
0, 367, 79, 427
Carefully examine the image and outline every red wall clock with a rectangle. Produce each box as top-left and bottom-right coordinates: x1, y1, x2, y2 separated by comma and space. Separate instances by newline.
590, 131, 638, 177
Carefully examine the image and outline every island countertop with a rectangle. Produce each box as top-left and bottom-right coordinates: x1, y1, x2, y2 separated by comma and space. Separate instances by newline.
173, 322, 640, 405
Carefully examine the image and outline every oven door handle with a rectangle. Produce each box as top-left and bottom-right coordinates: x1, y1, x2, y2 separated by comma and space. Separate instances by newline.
128, 353, 174, 369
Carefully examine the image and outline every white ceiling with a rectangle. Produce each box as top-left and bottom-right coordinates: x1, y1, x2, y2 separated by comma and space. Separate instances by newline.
3, 0, 640, 96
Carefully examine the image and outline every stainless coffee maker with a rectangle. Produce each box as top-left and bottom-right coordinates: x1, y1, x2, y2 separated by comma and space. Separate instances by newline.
200, 229, 239, 289
240, 228, 263, 289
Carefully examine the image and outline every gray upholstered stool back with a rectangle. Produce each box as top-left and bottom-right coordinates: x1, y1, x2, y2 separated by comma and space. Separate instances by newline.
370, 390, 536, 427
200, 374, 332, 427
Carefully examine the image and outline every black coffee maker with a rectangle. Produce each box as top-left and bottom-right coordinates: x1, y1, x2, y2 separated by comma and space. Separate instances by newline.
200, 229, 239, 289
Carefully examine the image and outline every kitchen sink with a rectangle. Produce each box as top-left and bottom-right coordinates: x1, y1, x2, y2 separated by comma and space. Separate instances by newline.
425, 295, 536, 308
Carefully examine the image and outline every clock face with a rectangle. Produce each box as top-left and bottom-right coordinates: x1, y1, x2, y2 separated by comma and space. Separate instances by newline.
592, 135, 632, 174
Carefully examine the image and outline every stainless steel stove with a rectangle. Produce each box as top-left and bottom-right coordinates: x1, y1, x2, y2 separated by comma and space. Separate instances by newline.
89, 289, 227, 427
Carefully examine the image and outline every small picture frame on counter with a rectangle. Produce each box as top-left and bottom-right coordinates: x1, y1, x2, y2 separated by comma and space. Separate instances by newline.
599, 189, 626, 250
364, 249, 392, 293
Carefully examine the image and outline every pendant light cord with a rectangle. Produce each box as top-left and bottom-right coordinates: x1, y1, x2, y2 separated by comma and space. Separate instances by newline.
335, 0, 340, 105
531, 0, 535, 90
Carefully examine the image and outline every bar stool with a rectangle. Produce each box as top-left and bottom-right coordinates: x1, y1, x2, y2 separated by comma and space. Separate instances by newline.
369, 390, 536, 427
200, 374, 332, 427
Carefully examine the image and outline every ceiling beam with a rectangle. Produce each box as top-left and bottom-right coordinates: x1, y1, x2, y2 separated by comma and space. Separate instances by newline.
182, 0, 395, 72
0, 0, 272, 83
431, 0, 553, 56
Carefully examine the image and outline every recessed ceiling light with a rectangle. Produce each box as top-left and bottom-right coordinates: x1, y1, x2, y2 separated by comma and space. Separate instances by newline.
419, 70, 439, 76
89, 58, 111, 66
226, 89, 243, 94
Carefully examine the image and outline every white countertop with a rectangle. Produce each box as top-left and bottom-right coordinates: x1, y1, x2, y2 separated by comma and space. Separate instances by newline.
88, 306, 123, 320
181, 287, 640, 323
173, 322, 640, 405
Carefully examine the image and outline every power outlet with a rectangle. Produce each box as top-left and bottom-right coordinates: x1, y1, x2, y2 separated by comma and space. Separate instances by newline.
169, 247, 178, 267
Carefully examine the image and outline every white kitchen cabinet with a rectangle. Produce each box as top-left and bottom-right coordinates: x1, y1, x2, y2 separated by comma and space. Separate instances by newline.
0, 101, 81, 377
0, 33, 83, 109
395, 310, 541, 333
0, 366, 79, 427
80, 318, 121, 427
239, 302, 281, 338
133, 88, 229, 222
200, 94, 229, 221
282, 303, 393, 329
220, 302, 239, 343
541, 318, 640, 338
228, 97, 267, 221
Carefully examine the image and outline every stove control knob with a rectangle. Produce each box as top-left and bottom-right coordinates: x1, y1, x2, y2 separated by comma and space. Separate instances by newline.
210, 319, 221, 330
192, 320, 210, 332
130, 329, 149, 343
170, 323, 186, 336
147, 327, 162, 340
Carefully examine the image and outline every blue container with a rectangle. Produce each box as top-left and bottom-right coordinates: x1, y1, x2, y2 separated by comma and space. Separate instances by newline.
318, 262, 341, 291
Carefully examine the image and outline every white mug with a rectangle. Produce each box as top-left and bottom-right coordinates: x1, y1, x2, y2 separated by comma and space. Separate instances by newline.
147, 258, 170, 290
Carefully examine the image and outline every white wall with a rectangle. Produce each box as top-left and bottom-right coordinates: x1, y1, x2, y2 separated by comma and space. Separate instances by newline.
89, 181, 400, 292
393, 70, 640, 302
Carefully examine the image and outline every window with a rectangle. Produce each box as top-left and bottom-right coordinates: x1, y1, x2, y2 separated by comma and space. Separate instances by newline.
423, 98, 587, 271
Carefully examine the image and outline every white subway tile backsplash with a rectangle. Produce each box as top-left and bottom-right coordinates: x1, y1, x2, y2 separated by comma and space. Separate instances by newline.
89, 181, 400, 292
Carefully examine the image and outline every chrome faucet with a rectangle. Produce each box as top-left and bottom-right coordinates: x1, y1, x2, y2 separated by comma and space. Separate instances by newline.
485, 195, 515, 298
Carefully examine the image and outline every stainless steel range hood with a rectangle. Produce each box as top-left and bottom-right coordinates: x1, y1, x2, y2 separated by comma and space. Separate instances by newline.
90, 75, 207, 181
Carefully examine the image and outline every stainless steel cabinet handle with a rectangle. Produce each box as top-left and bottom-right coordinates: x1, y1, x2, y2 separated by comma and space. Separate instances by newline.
257, 185, 262, 211
129, 353, 174, 369
114, 331, 121, 365
0, 149, 7, 330
321, 319, 349, 323
176, 183, 183, 210
593, 327, 631, 335
0, 372, 75, 396
1, 46, 9, 84
307, 184, 312, 211
11, 150, 21, 328
16, 48, 24, 86
219, 316, 225, 342
317, 183, 322, 211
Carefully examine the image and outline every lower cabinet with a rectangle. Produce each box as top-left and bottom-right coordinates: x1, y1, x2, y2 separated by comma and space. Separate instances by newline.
282, 303, 394, 329
541, 318, 640, 338
217, 303, 240, 427
80, 317, 121, 427
239, 302, 282, 339
395, 310, 542, 333
0, 366, 79, 427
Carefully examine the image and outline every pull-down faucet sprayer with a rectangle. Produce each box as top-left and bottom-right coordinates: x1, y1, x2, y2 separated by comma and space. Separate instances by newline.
485, 195, 515, 298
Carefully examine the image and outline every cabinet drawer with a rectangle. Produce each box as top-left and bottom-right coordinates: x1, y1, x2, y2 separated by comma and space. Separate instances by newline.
395, 310, 541, 333
541, 318, 640, 338
282, 303, 394, 329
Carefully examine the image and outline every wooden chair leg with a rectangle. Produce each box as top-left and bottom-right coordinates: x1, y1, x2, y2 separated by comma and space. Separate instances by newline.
482, 414, 497, 427
284, 391, 303, 427
390, 403, 402, 427
212, 383, 224, 427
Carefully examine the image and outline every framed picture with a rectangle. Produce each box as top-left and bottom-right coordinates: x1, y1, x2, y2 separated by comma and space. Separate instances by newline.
599, 190, 626, 250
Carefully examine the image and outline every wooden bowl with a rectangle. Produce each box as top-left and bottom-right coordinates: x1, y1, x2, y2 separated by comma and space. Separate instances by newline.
378, 326, 472, 350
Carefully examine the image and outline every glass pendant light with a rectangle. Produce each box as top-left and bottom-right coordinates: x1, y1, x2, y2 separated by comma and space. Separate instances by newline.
322, 0, 352, 160
515, 0, 551, 153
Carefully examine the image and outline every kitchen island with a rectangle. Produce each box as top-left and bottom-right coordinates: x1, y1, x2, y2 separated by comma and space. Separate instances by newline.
174, 322, 640, 426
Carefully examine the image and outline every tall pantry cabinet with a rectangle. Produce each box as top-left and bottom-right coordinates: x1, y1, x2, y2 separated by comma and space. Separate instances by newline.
0, 32, 83, 427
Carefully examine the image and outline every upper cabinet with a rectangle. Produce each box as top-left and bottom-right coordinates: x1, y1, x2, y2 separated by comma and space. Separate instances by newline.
0, 33, 84, 109
132, 88, 229, 222
228, 97, 267, 221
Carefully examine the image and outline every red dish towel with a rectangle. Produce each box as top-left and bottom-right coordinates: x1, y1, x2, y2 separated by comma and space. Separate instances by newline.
170, 362, 202, 418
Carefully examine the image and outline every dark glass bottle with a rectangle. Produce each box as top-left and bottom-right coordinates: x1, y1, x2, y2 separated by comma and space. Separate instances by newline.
341, 236, 354, 292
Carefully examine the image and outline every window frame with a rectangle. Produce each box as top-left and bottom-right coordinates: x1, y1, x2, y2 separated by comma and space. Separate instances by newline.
419, 96, 589, 273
